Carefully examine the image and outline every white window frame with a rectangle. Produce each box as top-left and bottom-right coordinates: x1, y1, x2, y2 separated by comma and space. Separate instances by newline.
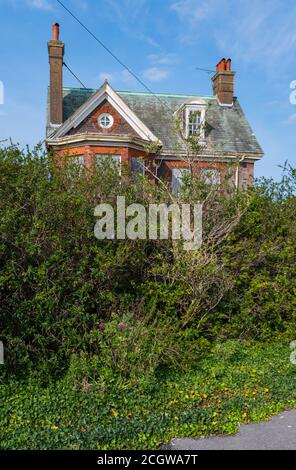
184, 105, 206, 138
96, 154, 121, 175
98, 113, 114, 129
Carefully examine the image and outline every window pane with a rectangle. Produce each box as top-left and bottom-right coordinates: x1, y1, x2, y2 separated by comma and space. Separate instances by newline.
71, 155, 84, 166
131, 157, 144, 176
96, 154, 121, 174
172, 167, 190, 194
101, 116, 110, 127
188, 110, 201, 135
200, 168, 220, 185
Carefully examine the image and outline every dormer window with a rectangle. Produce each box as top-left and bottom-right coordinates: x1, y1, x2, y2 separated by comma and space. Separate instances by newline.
176, 100, 206, 140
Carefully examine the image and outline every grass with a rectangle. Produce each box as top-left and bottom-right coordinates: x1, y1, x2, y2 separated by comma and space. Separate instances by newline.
1, 340, 296, 450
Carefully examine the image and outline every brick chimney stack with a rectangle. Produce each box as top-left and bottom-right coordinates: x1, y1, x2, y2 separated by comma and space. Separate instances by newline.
212, 58, 235, 106
48, 23, 64, 125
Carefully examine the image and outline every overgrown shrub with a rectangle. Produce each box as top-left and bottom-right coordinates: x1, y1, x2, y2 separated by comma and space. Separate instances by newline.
213, 167, 296, 340
0, 145, 295, 384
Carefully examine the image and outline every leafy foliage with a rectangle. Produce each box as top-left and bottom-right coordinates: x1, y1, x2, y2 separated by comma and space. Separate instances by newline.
212, 166, 296, 340
0, 145, 296, 449
1, 341, 295, 449
0, 145, 244, 378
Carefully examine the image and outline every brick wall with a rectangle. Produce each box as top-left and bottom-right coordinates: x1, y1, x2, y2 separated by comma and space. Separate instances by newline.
54, 145, 150, 173
158, 160, 224, 185
48, 41, 64, 125
239, 162, 254, 190
66, 100, 139, 138
157, 159, 254, 189
53, 145, 254, 189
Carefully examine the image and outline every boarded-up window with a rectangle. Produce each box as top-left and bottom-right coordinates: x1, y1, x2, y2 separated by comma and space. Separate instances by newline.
200, 168, 220, 186
131, 157, 145, 177
96, 154, 121, 175
172, 167, 190, 194
71, 155, 84, 166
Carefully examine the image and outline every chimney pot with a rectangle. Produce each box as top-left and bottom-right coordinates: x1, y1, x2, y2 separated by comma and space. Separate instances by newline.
53, 23, 60, 41
216, 58, 226, 72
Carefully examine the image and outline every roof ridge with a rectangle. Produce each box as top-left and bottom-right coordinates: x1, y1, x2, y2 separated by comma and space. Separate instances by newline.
60, 86, 215, 99
117, 90, 215, 99
62, 86, 96, 92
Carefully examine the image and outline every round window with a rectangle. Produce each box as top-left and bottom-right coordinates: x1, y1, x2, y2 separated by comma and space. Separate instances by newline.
98, 113, 113, 129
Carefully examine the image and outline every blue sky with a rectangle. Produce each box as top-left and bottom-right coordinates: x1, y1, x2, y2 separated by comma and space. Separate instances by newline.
0, 0, 295, 179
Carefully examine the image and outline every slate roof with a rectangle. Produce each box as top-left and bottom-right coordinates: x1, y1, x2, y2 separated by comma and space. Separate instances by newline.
47, 87, 263, 156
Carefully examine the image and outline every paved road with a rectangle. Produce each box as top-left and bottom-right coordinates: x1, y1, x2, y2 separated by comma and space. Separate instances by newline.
162, 410, 296, 450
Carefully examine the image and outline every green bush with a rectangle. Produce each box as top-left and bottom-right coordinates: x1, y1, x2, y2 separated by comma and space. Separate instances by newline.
64, 313, 201, 389
213, 168, 296, 340
0, 145, 221, 380
0, 145, 295, 385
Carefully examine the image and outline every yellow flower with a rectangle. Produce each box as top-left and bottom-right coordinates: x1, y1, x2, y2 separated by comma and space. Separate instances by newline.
51, 425, 59, 430
212, 411, 218, 417
112, 410, 119, 417
242, 413, 247, 419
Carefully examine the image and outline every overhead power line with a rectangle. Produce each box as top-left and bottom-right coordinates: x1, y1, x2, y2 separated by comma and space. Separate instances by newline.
63, 62, 87, 88
56, 0, 187, 125
57, 0, 162, 100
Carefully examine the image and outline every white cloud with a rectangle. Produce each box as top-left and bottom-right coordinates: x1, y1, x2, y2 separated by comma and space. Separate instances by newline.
171, 0, 212, 25
170, 0, 296, 68
148, 53, 179, 65
98, 72, 114, 83
215, 1, 296, 66
142, 67, 169, 82
27, 0, 52, 10
284, 113, 296, 124
13, 0, 86, 11
97, 69, 136, 86
170, 0, 224, 44
105, 0, 160, 48
121, 69, 136, 84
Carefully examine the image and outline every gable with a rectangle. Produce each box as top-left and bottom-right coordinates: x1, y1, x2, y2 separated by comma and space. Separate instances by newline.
66, 99, 140, 138
51, 82, 159, 142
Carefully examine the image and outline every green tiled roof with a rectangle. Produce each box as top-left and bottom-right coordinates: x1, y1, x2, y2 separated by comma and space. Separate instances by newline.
47, 87, 263, 155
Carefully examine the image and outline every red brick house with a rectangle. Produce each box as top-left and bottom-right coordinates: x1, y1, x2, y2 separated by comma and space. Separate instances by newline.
46, 24, 263, 190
